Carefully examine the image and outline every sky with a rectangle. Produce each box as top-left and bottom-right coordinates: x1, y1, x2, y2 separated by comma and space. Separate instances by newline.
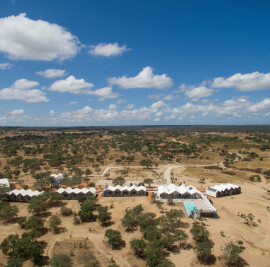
0, 0, 270, 126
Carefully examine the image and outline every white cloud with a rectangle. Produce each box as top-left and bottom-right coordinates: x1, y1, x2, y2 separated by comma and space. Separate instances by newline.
0, 13, 80, 61
109, 104, 117, 110
65, 101, 79, 106
49, 76, 119, 99
91, 86, 119, 99
49, 110, 56, 116
212, 71, 270, 91
116, 99, 127, 104
36, 69, 66, 78
185, 86, 215, 99
109, 66, 173, 89
148, 93, 174, 101
0, 62, 13, 69
0, 78, 49, 103
125, 104, 134, 109
89, 42, 129, 57
9, 109, 24, 115
49, 76, 94, 94
248, 98, 270, 113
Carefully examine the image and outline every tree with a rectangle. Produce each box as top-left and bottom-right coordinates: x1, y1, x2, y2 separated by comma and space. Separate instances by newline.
49, 216, 62, 233
130, 239, 146, 258
25, 216, 44, 230
145, 241, 163, 267
194, 241, 216, 265
175, 230, 188, 247
222, 242, 243, 266
1, 233, 44, 264
85, 169, 92, 176
112, 177, 125, 186
27, 197, 47, 215
78, 202, 95, 222
97, 206, 112, 226
6, 257, 24, 267
0, 203, 18, 223
138, 213, 158, 234
143, 178, 153, 187
190, 224, 209, 242
43, 192, 63, 207
50, 254, 73, 267
105, 229, 123, 249
140, 159, 153, 169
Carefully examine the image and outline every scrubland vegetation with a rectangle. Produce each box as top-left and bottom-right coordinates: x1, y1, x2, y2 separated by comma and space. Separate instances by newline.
0, 126, 270, 266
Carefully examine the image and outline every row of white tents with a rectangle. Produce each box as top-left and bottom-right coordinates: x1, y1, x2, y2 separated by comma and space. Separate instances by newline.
206, 183, 241, 197
103, 185, 147, 197
157, 184, 203, 199
56, 187, 97, 199
7, 189, 44, 202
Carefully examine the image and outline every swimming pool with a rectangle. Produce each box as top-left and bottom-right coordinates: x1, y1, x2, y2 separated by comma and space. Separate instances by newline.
183, 201, 199, 217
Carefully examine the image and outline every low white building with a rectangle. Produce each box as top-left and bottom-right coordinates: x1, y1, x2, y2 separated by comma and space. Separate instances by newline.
50, 173, 64, 186
56, 187, 96, 199
7, 189, 44, 202
0, 178, 10, 190
206, 183, 241, 197
157, 184, 203, 200
103, 185, 146, 197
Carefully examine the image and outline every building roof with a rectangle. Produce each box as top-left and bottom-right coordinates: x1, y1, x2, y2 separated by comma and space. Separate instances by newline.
56, 187, 96, 195
8, 189, 43, 197
209, 183, 240, 193
158, 183, 203, 197
103, 185, 146, 192
0, 178, 10, 188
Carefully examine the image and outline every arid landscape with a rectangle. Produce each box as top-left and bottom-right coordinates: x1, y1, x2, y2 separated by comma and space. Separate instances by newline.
0, 126, 270, 267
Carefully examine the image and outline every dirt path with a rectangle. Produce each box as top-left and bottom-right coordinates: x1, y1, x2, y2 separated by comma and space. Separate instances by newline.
164, 165, 179, 184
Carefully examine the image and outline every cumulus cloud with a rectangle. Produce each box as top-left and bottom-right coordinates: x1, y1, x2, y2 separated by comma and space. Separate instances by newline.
109, 66, 173, 89
0, 62, 13, 70
2, 97, 270, 125
148, 93, 174, 101
49, 76, 94, 94
91, 86, 120, 100
125, 104, 134, 109
9, 109, 24, 115
36, 69, 66, 78
248, 98, 270, 113
0, 78, 49, 103
0, 13, 80, 61
49, 76, 119, 100
65, 101, 79, 106
185, 86, 215, 99
212, 71, 270, 91
109, 104, 117, 110
88, 42, 129, 57
116, 99, 127, 104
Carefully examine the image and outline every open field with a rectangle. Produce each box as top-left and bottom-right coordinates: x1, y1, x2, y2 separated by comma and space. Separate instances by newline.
0, 126, 270, 266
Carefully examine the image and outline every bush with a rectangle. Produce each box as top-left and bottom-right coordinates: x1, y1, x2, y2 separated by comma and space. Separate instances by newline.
105, 229, 123, 249
60, 207, 73, 216
130, 239, 146, 258
49, 216, 62, 233
97, 206, 112, 226
50, 254, 73, 267
222, 242, 244, 266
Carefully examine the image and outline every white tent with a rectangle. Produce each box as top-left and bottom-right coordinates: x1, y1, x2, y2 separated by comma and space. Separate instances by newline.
206, 183, 241, 197
7, 189, 44, 202
56, 187, 96, 199
103, 185, 146, 197
157, 184, 203, 200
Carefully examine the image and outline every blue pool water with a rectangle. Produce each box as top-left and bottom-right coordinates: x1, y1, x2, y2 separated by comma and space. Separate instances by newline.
183, 202, 199, 217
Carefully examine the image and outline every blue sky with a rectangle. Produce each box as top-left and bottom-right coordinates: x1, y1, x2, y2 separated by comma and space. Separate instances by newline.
0, 0, 270, 126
